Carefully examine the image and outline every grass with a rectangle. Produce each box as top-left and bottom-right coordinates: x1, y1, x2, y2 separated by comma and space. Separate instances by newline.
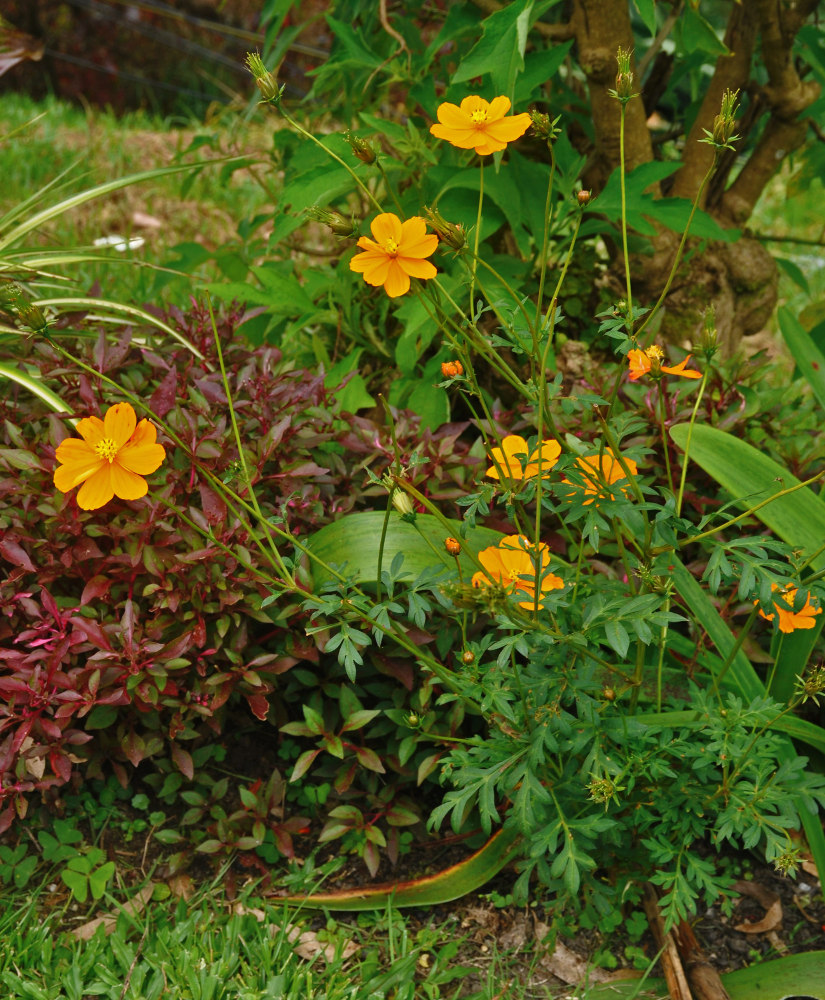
0, 876, 517, 1000
0, 93, 272, 307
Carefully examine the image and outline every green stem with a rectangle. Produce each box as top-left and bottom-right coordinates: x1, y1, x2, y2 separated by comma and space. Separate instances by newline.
619, 103, 633, 331
207, 295, 295, 588
658, 384, 674, 495
470, 159, 484, 323
534, 145, 557, 343
634, 156, 718, 344
280, 109, 384, 214
675, 368, 709, 518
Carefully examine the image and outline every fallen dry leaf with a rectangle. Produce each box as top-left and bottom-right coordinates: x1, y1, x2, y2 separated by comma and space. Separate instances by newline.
733, 879, 783, 934
272, 921, 359, 964
168, 874, 195, 900
734, 899, 782, 934
538, 939, 612, 986
71, 884, 155, 941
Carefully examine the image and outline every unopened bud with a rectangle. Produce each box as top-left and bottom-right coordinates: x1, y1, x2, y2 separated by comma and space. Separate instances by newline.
344, 131, 377, 165
444, 536, 461, 557
245, 52, 284, 106
391, 489, 414, 517
603, 687, 616, 702
612, 47, 635, 103
16, 303, 48, 333
441, 360, 463, 379
700, 305, 719, 359
423, 206, 466, 251
461, 650, 475, 665
703, 89, 740, 150
529, 109, 561, 144
577, 189, 591, 207
305, 206, 357, 239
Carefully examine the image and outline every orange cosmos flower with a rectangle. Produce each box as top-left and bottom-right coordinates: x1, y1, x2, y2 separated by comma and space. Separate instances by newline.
757, 584, 822, 634
627, 346, 701, 381
471, 535, 563, 610
54, 402, 166, 511
430, 95, 532, 156
486, 434, 561, 481
349, 213, 438, 298
562, 451, 638, 506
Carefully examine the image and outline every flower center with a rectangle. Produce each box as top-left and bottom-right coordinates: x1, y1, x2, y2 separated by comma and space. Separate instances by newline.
382, 237, 399, 255
94, 437, 119, 463
470, 109, 488, 123
646, 345, 664, 362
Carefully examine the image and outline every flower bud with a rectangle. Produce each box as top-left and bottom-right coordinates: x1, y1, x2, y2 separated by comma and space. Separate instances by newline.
16, 302, 48, 333
461, 650, 475, 665
444, 536, 461, 557
441, 360, 463, 379
577, 189, 591, 207
344, 131, 377, 165
704, 89, 740, 149
245, 52, 284, 106
305, 206, 357, 239
423, 206, 466, 251
612, 47, 635, 103
391, 489, 414, 517
529, 110, 561, 144
699, 305, 719, 360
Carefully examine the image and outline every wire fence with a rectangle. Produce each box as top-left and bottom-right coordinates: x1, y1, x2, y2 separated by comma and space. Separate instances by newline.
4, 0, 325, 111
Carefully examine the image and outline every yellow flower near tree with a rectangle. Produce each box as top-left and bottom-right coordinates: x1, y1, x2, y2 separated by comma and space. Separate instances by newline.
757, 584, 821, 634
53, 402, 166, 510
562, 451, 638, 506
486, 434, 561, 481
349, 213, 438, 298
472, 535, 563, 610
430, 96, 531, 155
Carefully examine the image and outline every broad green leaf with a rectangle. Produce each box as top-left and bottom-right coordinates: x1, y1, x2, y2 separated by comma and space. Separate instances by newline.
669, 423, 825, 572
632, 0, 657, 36
306, 511, 502, 590
778, 306, 825, 412
674, 6, 730, 56
587, 950, 825, 999
324, 349, 375, 413
284, 827, 519, 910
452, 0, 556, 101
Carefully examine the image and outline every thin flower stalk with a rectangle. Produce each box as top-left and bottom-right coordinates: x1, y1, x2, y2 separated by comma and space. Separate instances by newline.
619, 101, 634, 332
533, 144, 557, 343
675, 368, 710, 518
207, 296, 296, 589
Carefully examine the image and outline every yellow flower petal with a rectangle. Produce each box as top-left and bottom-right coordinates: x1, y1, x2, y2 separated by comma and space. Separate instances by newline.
384, 261, 411, 297
110, 462, 149, 501
76, 465, 114, 510
75, 415, 106, 446
104, 402, 137, 449
118, 440, 166, 476
370, 212, 403, 245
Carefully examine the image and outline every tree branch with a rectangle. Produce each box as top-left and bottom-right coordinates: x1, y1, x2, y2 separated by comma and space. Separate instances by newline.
572, 0, 654, 191
720, 0, 822, 224
470, 0, 574, 40
669, 4, 757, 204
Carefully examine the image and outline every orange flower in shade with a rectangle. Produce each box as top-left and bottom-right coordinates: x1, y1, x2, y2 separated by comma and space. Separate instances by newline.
486, 435, 561, 481
562, 451, 639, 506
349, 213, 438, 298
627, 346, 702, 381
471, 536, 564, 610
430, 96, 532, 156
757, 584, 822, 634
53, 402, 166, 511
